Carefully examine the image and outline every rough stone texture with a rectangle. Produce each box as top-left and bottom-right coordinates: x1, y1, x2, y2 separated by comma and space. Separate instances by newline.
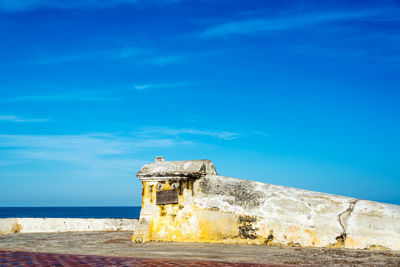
0, 218, 137, 234
1, 232, 400, 266
194, 175, 400, 250
133, 158, 400, 251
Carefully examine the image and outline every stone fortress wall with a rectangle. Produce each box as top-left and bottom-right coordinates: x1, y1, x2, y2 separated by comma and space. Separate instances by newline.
132, 157, 400, 251
1, 156, 399, 251
0, 218, 137, 234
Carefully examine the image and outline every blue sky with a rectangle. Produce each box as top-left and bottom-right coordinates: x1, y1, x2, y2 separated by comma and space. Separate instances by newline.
0, 0, 399, 206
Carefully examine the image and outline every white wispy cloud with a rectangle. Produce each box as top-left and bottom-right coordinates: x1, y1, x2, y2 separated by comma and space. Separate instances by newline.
1, 91, 119, 102
0, 127, 242, 167
0, 115, 49, 122
0, 126, 252, 181
199, 9, 392, 38
252, 130, 271, 137
27, 46, 190, 66
117, 47, 145, 59
0, 133, 188, 158
0, 133, 192, 177
0, 0, 185, 12
149, 54, 189, 66
29, 46, 146, 65
133, 82, 193, 91
138, 127, 242, 140
290, 44, 367, 59
2, 81, 194, 102
32, 53, 99, 65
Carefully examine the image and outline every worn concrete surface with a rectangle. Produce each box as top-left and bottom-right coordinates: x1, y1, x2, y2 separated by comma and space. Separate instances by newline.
1, 231, 400, 266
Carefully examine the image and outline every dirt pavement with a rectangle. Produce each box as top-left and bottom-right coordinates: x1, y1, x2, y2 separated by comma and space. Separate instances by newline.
1, 231, 400, 266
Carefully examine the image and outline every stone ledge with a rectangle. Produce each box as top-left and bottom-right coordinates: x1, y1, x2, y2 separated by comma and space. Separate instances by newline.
0, 218, 137, 234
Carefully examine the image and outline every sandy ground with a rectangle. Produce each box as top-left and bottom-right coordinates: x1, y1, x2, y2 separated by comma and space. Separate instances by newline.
0, 231, 400, 266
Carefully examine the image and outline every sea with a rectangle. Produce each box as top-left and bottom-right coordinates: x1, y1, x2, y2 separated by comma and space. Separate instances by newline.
0, 206, 141, 219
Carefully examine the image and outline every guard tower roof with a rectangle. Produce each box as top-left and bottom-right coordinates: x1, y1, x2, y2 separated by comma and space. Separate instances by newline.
136, 157, 217, 180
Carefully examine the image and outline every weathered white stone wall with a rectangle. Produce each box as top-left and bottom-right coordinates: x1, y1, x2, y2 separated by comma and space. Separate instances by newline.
194, 174, 400, 250
133, 158, 400, 251
0, 218, 138, 234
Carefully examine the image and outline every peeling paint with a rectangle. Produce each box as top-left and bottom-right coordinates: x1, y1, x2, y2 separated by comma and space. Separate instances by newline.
11, 222, 23, 233
237, 215, 258, 239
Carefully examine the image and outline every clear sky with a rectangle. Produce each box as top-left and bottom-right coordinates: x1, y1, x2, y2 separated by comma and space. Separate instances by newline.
0, 0, 399, 207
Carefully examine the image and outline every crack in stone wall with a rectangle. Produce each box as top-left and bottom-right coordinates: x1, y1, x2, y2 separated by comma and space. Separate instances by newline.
336, 199, 358, 246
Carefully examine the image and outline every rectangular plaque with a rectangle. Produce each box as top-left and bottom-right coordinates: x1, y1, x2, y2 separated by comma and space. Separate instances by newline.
156, 189, 178, 205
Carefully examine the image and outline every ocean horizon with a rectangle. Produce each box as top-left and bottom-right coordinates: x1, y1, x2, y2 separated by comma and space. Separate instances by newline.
0, 206, 141, 219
